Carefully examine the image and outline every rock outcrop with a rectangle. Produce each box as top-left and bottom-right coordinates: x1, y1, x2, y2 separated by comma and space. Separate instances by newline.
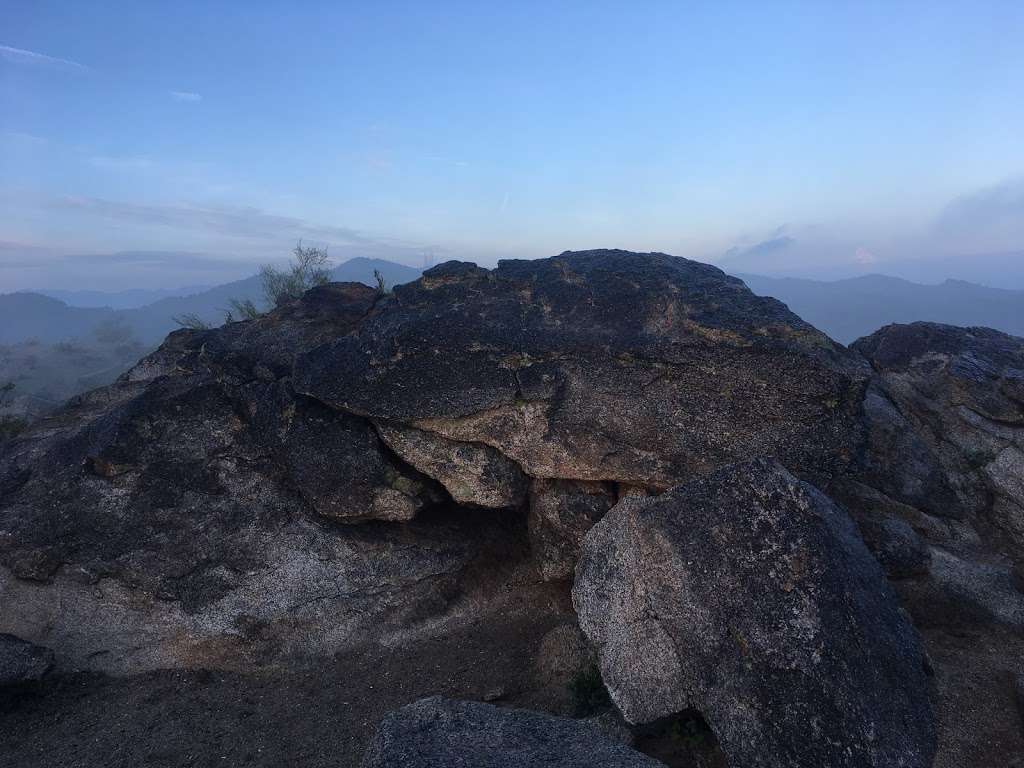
0, 283, 522, 673
296, 251, 868, 494
1, 252, 1021, 766
360, 697, 665, 767
573, 459, 936, 768
0, 250, 871, 673
853, 322, 1024, 561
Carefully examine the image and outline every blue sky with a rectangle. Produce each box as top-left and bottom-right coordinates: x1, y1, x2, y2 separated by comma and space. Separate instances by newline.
2, 1, 1023, 289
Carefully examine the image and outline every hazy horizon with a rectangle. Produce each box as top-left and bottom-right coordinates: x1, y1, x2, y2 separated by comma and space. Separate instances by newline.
3, 3, 1023, 291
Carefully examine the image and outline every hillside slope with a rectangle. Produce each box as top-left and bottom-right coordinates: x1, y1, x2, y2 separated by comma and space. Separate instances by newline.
738, 272, 1024, 344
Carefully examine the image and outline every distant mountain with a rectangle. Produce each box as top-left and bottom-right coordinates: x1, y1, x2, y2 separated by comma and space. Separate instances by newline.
35, 286, 213, 310
0, 293, 116, 345
124, 257, 423, 341
735, 272, 1024, 344
0, 257, 424, 347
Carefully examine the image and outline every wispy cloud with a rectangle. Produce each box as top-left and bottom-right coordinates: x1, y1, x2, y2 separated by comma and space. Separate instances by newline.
721, 235, 796, 262
59, 250, 245, 272
170, 91, 202, 103
49, 195, 371, 245
0, 130, 48, 147
935, 177, 1024, 244
0, 44, 86, 71
88, 156, 154, 171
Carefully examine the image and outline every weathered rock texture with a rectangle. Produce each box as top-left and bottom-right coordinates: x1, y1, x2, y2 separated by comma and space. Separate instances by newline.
360, 696, 665, 768
0, 633, 53, 687
296, 250, 869, 491
528, 479, 617, 581
573, 459, 936, 768
0, 252, 1020, 766
0, 250, 872, 673
0, 283, 525, 673
853, 322, 1024, 561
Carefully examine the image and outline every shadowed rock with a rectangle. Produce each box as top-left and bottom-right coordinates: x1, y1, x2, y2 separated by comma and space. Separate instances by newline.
0, 633, 53, 687
360, 696, 665, 767
573, 459, 936, 768
528, 478, 617, 581
852, 322, 1024, 563
0, 284, 514, 672
376, 423, 528, 509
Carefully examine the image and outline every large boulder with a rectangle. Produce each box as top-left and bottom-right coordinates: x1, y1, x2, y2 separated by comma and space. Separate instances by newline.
1, 251, 873, 674
0, 284, 516, 673
852, 322, 1024, 563
296, 250, 869, 492
360, 696, 665, 767
573, 459, 936, 768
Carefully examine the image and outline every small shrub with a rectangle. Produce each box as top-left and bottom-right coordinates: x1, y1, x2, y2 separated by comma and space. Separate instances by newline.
260, 241, 331, 308
0, 381, 27, 444
568, 663, 611, 716
0, 415, 26, 443
374, 268, 388, 295
224, 297, 262, 322
173, 313, 212, 330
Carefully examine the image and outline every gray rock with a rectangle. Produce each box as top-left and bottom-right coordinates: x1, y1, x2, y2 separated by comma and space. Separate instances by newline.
858, 513, 932, 579
852, 322, 1024, 560
376, 422, 528, 508
573, 459, 936, 768
0, 633, 53, 686
360, 696, 664, 767
533, 620, 593, 687
528, 479, 616, 580
296, 250, 869, 491
0, 284, 513, 671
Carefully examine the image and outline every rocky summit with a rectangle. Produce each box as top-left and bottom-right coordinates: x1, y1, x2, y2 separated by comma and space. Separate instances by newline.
1, 250, 1022, 767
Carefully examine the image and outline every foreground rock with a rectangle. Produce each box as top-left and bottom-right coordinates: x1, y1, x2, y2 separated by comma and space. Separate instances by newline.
297, 250, 869, 492
0, 250, 870, 671
0, 633, 53, 687
0, 283, 522, 672
360, 696, 665, 767
574, 459, 936, 768
852, 322, 1024, 565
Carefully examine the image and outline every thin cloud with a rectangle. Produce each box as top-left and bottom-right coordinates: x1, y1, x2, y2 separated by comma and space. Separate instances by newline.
935, 177, 1024, 244
0, 44, 86, 71
59, 250, 246, 272
88, 156, 154, 171
721, 235, 796, 262
49, 195, 372, 245
170, 91, 202, 103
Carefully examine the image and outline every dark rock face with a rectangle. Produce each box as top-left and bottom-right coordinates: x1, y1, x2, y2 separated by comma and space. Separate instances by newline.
376, 423, 528, 509
0, 251, 871, 673
852, 322, 1024, 561
360, 696, 665, 767
528, 479, 617, 581
573, 459, 936, 768
0, 284, 522, 672
296, 250, 869, 490
840, 322, 1024, 636
2, 252, 1019, 766
0, 633, 53, 687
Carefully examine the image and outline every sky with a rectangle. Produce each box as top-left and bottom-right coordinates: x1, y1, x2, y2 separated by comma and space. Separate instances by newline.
2, 1, 1024, 290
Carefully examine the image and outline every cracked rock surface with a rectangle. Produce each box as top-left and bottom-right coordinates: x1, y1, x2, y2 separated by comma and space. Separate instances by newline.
0, 252, 1021, 766
573, 459, 936, 768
